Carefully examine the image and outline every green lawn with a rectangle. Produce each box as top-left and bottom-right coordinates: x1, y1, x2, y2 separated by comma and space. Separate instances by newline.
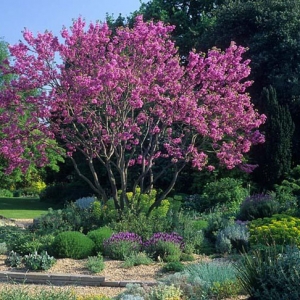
0, 197, 55, 219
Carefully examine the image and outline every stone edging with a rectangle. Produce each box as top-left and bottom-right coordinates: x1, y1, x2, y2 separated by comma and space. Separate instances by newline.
0, 271, 157, 287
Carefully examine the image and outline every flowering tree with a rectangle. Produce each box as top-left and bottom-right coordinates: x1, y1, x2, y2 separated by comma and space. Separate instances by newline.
0, 16, 266, 211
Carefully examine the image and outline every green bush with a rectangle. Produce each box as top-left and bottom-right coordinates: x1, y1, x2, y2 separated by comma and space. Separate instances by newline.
216, 222, 249, 254
51, 231, 95, 259
5, 250, 22, 267
109, 210, 172, 240
162, 261, 185, 273
0, 189, 13, 197
238, 194, 280, 221
23, 251, 56, 271
235, 245, 300, 299
86, 254, 105, 273
87, 226, 114, 254
249, 214, 300, 247
121, 252, 153, 268
199, 178, 248, 213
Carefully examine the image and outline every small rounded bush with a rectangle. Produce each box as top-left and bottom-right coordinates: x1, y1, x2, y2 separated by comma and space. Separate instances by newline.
51, 231, 95, 259
87, 226, 114, 254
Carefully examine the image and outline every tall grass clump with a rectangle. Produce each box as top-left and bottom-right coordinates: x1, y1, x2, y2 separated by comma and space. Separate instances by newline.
235, 245, 300, 300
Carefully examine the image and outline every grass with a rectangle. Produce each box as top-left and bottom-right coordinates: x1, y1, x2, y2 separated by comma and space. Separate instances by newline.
0, 197, 56, 219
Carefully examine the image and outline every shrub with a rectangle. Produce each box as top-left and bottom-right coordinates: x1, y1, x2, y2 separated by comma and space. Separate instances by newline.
122, 252, 153, 268
23, 251, 56, 271
76, 295, 112, 300
162, 261, 185, 273
0, 242, 7, 254
238, 193, 280, 221
109, 210, 172, 240
5, 250, 22, 267
143, 232, 184, 261
161, 260, 240, 300
200, 178, 248, 213
0, 189, 13, 197
87, 227, 114, 254
86, 254, 105, 273
75, 196, 96, 209
235, 245, 300, 299
216, 222, 249, 254
249, 214, 300, 247
51, 231, 95, 259
148, 284, 182, 300
103, 232, 142, 260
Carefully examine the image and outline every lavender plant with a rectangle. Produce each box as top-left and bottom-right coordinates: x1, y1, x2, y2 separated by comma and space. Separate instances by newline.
103, 232, 142, 260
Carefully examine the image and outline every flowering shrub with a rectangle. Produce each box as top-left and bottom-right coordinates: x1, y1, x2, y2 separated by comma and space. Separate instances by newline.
103, 232, 142, 260
75, 196, 96, 209
143, 232, 184, 261
238, 193, 280, 221
249, 214, 300, 247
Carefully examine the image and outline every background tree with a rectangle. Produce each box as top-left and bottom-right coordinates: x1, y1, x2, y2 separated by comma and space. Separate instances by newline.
253, 86, 295, 188
0, 17, 265, 212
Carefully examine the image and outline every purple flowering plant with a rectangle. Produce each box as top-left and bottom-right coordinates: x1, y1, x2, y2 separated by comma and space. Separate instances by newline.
143, 232, 185, 261
103, 232, 142, 260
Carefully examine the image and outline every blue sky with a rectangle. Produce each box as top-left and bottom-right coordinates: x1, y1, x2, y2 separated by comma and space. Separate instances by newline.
0, 0, 147, 45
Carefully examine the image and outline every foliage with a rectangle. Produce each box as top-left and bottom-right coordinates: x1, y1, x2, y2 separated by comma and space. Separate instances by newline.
0, 285, 75, 300
143, 232, 184, 261
103, 232, 142, 260
249, 214, 300, 247
87, 226, 114, 254
216, 222, 249, 254
23, 251, 56, 271
161, 260, 239, 299
0, 188, 13, 197
32, 204, 102, 235
162, 261, 184, 273
235, 245, 300, 299
86, 254, 105, 273
5, 250, 22, 267
121, 252, 153, 268
51, 231, 95, 259
75, 196, 96, 210
0, 16, 265, 213
200, 177, 248, 213
76, 295, 111, 300
109, 210, 172, 240
0, 242, 7, 254
238, 193, 280, 221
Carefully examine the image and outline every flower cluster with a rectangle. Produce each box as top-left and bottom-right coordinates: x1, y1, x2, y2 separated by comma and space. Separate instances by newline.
243, 194, 274, 204
104, 232, 142, 249
143, 232, 185, 250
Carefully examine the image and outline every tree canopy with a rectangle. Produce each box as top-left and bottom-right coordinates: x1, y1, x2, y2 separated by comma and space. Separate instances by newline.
0, 16, 265, 211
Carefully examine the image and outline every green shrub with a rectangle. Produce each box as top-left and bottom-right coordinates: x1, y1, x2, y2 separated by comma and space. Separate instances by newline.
0, 242, 7, 254
200, 178, 248, 213
87, 227, 114, 254
122, 252, 153, 268
51, 231, 95, 259
86, 254, 105, 273
238, 194, 280, 221
103, 232, 142, 260
109, 210, 172, 241
162, 261, 185, 273
0, 189, 13, 197
235, 245, 300, 299
5, 250, 22, 267
249, 214, 300, 247
148, 284, 182, 300
216, 222, 249, 254
23, 251, 56, 271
